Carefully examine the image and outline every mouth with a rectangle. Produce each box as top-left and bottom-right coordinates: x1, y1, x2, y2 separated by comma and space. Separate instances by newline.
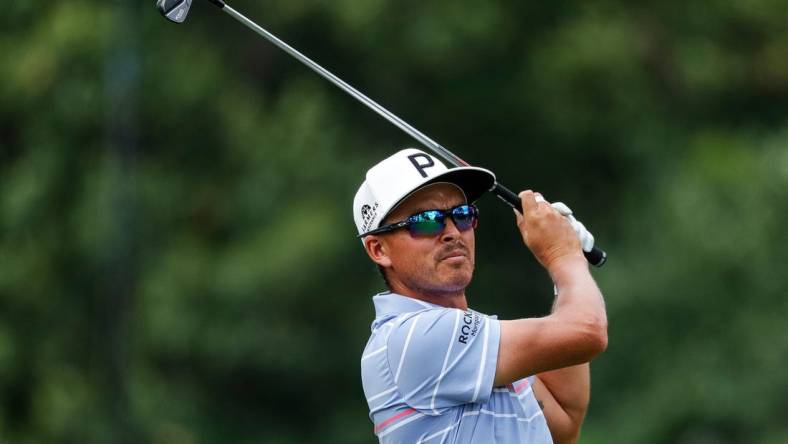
439, 250, 467, 262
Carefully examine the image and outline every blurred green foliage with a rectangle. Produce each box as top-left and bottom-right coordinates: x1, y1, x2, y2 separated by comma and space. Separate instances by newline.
1, 0, 787, 443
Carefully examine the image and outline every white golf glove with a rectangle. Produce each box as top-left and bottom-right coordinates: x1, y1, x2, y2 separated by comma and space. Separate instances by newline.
550, 201, 595, 253
533, 194, 595, 252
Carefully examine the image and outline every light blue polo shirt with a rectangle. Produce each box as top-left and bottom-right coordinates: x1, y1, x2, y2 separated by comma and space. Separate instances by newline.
361, 292, 553, 443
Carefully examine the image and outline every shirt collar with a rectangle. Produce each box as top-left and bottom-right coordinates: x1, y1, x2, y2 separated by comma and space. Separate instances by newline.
371, 292, 439, 326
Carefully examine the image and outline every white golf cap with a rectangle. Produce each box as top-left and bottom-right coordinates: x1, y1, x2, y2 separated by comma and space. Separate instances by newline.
353, 148, 496, 236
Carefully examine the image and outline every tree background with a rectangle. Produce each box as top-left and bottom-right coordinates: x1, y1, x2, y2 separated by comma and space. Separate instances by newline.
1, 0, 787, 443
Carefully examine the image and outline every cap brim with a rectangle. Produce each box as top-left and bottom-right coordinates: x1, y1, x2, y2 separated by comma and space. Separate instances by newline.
380, 166, 496, 225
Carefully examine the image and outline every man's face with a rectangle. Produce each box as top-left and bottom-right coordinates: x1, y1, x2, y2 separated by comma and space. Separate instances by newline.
371, 183, 476, 296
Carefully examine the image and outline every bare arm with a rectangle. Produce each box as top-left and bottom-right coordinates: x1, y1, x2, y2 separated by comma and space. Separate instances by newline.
493, 191, 607, 442
533, 365, 590, 444
532, 280, 601, 443
494, 255, 606, 383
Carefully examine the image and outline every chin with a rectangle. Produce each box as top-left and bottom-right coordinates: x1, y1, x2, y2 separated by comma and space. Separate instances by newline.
441, 270, 473, 291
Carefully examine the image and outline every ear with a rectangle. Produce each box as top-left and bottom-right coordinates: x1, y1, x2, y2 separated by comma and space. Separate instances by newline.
363, 235, 392, 268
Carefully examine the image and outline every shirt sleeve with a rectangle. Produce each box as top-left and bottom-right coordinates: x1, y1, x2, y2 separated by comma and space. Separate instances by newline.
386, 308, 501, 415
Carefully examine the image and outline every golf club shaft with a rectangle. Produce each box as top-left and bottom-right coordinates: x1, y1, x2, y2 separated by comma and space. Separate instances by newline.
210, 0, 607, 267
218, 2, 466, 165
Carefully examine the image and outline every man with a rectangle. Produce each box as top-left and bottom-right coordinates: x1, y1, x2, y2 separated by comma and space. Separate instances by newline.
354, 148, 607, 443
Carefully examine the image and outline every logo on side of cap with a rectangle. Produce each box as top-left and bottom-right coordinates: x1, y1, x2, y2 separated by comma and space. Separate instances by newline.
360, 202, 379, 233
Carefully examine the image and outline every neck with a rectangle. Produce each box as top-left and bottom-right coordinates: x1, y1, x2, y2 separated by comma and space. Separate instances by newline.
389, 281, 468, 310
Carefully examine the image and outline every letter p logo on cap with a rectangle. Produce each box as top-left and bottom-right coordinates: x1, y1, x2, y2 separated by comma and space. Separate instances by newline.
407, 153, 436, 178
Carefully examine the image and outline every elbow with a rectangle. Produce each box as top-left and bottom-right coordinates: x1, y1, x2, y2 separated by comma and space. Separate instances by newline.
575, 317, 608, 360
587, 317, 608, 356
548, 312, 608, 365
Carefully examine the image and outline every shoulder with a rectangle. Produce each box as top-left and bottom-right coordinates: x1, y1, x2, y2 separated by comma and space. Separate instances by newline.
385, 308, 496, 348
386, 308, 462, 346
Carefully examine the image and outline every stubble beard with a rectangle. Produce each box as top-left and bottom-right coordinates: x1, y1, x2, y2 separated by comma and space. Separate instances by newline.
403, 256, 474, 299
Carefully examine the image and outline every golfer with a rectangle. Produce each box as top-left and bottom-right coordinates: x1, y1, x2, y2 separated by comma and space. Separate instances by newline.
354, 149, 607, 443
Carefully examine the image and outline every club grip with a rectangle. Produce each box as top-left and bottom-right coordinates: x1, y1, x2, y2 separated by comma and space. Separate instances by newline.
492, 183, 608, 268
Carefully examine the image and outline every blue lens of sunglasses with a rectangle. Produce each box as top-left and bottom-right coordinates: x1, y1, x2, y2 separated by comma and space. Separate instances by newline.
406, 204, 478, 237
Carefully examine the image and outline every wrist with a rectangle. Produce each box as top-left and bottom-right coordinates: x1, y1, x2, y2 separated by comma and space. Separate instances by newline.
547, 254, 589, 287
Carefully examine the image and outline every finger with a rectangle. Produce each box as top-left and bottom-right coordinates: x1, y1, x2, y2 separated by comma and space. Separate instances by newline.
519, 190, 538, 214
533, 192, 555, 214
513, 208, 524, 225
582, 231, 595, 252
566, 215, 588, 243
576, 225, 594, 252
567, 216, 582, 236
567, 217, 595, 252
551, 202, 572, 216
572, 218, 586, 239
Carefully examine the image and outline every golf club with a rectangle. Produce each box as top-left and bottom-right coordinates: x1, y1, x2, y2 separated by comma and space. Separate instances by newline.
155, 0, 608, 267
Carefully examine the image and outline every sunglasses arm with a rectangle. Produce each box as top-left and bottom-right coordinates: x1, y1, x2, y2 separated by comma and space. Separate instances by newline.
357, 220, 411, 238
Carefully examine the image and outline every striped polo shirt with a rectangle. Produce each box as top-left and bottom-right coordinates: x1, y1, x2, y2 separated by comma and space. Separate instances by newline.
361, 292, 553, 443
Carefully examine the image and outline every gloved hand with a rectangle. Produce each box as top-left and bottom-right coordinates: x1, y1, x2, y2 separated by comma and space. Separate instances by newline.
550, 201, 595, 253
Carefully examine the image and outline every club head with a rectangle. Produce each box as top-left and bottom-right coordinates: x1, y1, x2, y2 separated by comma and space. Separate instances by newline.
156, 0, 192, 23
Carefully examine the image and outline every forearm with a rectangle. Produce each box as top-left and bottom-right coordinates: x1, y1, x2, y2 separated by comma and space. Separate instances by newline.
496, 192, 608, 385
548, 256, 607, 325
534, 364, 590, 444
535, 259, 601, 442
495, 257, 607, 384
541, 257, 600, 413
548, 255, 607, 340
538, 364, 590, 422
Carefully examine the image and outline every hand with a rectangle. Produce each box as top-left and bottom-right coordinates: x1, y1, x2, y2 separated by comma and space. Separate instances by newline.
550, 202, 595, 253
514, 190, 584, 270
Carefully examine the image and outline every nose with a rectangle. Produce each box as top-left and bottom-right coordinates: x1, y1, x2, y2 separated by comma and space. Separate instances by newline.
440, 217, 461, 242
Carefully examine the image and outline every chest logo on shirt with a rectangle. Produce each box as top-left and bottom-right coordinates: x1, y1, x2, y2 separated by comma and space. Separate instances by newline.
458, 311, 481, 344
